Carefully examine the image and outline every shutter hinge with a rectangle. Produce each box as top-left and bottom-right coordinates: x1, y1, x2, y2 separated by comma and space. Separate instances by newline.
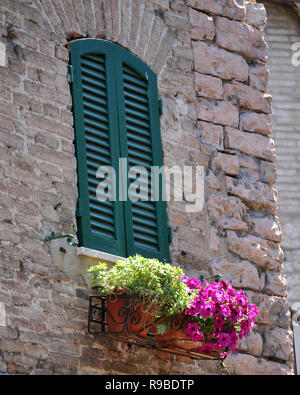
158, 98, 163, 116
67, 65, 74, 83
168, 226, 172, 244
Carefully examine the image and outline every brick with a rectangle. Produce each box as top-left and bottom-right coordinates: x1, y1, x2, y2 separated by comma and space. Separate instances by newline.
251, 215, 281, 243
0, 85, 11, 100
34, 131, 60, 149
224, 126, 275, 162
7, 57, 26, 75
0, 67, 21, 88
225, 176, 278, 214
29, 98, 43, 114
259, 160, 277, 186
189, 8, 215, 41
0, 101, 18, 119
24, 80, 71, 106
245, 3, 267, 29
25, 112, 73, 139
39, 40, 55, 57
226, 230, 282, 271
11, 152, 35, 170
207, 192, 249, 232
224, 82, 272, 114
5, 166, 52, 190
15, 213, 40, 231
22, 48, 67, 76
197, 99, 239, 127
193, 41, 248, 82
188, 0, 245, 21
212, 152, 239, 176
215, 17, 267, 62
213, 257, 261, 291
249, 65, 269, 92
55, 46, 69, 62
28, 144, 76, 169
43, 103, 60, 118
240, 112, 272, 136
264, 271, 288, 297
0, 113, 15, 131
194, 72, 223, 100
7, 28, 38, 49
0, 131, 24, 150
197, 120, 224, 149
13, 92, 30, 109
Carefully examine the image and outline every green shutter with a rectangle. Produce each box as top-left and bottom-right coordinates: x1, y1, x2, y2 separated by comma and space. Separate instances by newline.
114, 45, 170, 262
70, 39, 170, 262
70, 39, 126, 257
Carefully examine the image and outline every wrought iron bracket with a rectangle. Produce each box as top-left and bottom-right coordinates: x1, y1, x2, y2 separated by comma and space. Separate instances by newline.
87, 293, 223, 362
43, 231, 78, 246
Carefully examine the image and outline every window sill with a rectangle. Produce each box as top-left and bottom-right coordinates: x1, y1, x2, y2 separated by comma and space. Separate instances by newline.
76, 247, 123, 264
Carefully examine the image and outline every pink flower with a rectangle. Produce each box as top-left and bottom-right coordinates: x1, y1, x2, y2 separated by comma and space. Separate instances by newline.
219, 304, 231, 318
182, 275, 259, 357
214, 316, 225, 330
186, 322, 199, 336
198, 343, 215, 355
186, 277, 202, 290
186, 322, 204, 342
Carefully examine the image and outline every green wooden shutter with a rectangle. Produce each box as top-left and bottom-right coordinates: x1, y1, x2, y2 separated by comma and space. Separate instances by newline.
114, 45, 170, 262
70, 39, 126, 257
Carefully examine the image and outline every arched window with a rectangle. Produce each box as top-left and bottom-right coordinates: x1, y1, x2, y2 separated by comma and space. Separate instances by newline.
69, 39, 170, 261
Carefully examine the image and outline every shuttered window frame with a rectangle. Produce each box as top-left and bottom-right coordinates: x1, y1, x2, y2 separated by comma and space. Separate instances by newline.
70, 39, 170, 262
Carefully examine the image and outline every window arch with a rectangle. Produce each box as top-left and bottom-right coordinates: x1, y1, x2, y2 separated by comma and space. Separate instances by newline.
69, 39, 170, 261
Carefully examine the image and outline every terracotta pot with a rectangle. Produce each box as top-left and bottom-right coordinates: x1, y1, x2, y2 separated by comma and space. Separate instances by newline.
106, 294, 131, 334
106, 294, 153, 336
154, 314, 203, 351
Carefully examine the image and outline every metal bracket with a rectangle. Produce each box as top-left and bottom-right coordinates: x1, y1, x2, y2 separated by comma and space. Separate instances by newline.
43, 231, 78, 246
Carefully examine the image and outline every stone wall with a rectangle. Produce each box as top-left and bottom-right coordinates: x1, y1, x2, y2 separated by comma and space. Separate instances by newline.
0, 0, 294, 375
261, 0, 300, 307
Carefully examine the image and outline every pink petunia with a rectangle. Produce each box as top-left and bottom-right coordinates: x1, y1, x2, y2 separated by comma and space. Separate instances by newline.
198, 343, 215, 355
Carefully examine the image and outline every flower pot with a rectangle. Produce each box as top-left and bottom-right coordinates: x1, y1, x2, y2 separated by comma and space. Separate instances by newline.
106, 294, 131, 334
106, 294, 153, 336
154, 315, 203, 351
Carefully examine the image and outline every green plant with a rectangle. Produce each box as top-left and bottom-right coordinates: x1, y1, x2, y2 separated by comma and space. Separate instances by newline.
88, 255, 197, 325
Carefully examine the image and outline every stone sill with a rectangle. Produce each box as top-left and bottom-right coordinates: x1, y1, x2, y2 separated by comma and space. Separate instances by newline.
76, 247, 123, 264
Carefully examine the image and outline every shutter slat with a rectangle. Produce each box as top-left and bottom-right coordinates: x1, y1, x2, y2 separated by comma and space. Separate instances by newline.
124, 97, 149, 114
85, 134, 110, 149
81, 65, 106, 81
123, 81, 148, 97
82, 91, 107, 107
81, 75, 106, 91
125, 107, 150, 122
83, 108, 108, 124
83, 100, 108, 117
86, 141, 111, 158
123, 72, 148, 89
124, 90, 148, 105
84, 117, 109, 133
82, 84, 107, 99
81, 58, 106, 72
86, 151, 111, 166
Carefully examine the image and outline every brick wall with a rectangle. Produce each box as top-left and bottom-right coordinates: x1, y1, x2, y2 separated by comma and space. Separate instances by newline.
0, 0, 295, 375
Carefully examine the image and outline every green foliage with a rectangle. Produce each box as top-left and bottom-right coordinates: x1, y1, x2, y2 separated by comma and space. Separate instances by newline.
88, 255, 196, 318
